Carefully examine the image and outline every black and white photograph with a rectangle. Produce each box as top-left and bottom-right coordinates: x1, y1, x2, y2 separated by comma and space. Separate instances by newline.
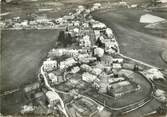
0, 0, 167, 117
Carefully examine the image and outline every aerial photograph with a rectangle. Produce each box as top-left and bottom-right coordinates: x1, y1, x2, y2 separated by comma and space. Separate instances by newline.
0, 0, 167, 117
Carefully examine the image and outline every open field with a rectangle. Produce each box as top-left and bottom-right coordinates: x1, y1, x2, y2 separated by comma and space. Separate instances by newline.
0, 29, 60, 114
92, 9, 167, 69
1, 0, 167, 116
0, 1, 75, 115
0, 89, 27, 115
1, 29, 60, 92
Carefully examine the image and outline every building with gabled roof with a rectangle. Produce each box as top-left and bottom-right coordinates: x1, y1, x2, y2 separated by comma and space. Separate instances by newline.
43, 59, 57, 72
59, 57, 77, 70
107, 81, 139, 97
82, 72, 97, 83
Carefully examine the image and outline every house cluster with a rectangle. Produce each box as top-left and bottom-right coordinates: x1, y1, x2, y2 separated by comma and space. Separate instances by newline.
90, 3, 102, 11
80, 64, 140, 97
154, 89, 167, 103
10, 2, 166, 116
3, 4, 96, 30
34, 4, 167, 116
40, 5, 143, 99
142, 68, 165, 81
3, 11, 76, 29
3, 15, 52, 29
89, 19, 119, 54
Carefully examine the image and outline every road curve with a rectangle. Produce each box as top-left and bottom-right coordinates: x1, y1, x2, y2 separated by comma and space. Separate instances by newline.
39, 7, 162, 116
40, 66, 69, 117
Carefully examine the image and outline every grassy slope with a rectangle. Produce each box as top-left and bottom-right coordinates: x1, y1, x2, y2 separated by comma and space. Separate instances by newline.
1, 30, 59, 92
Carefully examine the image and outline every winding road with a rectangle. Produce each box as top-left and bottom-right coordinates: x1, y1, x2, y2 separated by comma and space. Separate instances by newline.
40, 66, 69, 117
39, 7, 165, 117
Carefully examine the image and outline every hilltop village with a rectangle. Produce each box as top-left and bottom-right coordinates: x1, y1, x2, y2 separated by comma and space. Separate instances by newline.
18, 4, 167, 117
